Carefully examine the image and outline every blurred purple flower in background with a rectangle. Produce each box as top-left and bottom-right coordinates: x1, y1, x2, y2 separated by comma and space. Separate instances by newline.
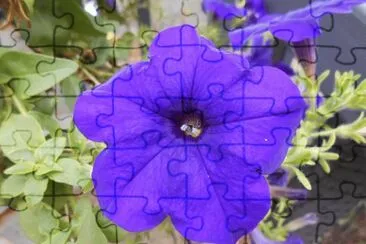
201, 0, 294, 74
74, 24, 306, 244
202, 0, 247, 20
202, 0, 266, 23
244, 38, 295, 76
229, 0, 366, 45
229, 0, 366, 78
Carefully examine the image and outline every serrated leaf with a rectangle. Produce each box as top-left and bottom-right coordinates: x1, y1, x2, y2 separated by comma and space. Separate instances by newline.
0, 48, 78, 99
4, 161, 35, 175
23, 177, 48, 206
0, 114, 44, 162
34, 137, 66, 162
0, 175, 28, 198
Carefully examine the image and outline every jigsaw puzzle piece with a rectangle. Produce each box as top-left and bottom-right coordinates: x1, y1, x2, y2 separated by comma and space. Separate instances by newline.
91, 145, 187, 231
289, 172, 335, 243
165, 177, 270, 244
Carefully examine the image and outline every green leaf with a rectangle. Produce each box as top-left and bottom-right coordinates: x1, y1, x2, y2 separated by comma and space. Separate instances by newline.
35, 163, 63, 176
0, 48, 78, 99
23, 177, 48, 206
4, 161, 35, 175
320, 152, 339, 161
319, 158, 331, 174
316, 70, 330, 89
23, 0, 35, 14
61, 75, 83, 111
284, 148, 312, 164
0, 85, 12, 124
43, 182, 75, 213
26, 96, 56, 115
0, 114, 44, 162
41, 229, 72, 244
19, 202, 60, 243
49, 158, 91, 187
285, 165, 312, 190
26, 0, 107, 52
29, 111, 60, 137
0, 175, 28, 198
34, 137, 66, 162
96, 211, 128, 242
68, 122, 89, 154
321, 132, 336, 151
75, 197, 108, 244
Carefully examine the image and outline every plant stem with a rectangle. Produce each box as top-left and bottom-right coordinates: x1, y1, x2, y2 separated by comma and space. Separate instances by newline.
310, 128, 338, 138
80, 67, 101, 86
11, 94, 27, 115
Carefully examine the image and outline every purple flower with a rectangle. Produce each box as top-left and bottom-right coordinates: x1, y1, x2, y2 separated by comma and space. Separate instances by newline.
245, 40, 294, 76
73, 25, 306, 244
106, 0, 114, 7
202, 0, 266, 22
246, 0, 267, 19
229, 0, 366, 46
250, 227, 303, 244
202, 0, 247, 20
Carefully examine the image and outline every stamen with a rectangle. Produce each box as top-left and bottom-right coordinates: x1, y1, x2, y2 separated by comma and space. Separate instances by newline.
180, 123, 202, 138
180, 114, 203, 138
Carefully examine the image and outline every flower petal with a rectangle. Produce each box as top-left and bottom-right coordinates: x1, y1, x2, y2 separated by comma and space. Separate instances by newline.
92, 145, 186, 231
269, 19, 321, 43
167, 146, 270, 244
74, 62, 181, 147
229, 23, 269, 47
202, 0, 246, 20
222, 66, 306, 173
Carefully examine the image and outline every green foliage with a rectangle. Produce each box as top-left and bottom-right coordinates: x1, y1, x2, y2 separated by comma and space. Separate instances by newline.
0, 48, 78, 99
263, 70, 366, 242
285, 70, 366, 187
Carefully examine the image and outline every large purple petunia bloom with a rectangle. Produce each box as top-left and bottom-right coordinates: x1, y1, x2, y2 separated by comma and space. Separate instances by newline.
73, 25, 306, 244
229, 0, 366, 46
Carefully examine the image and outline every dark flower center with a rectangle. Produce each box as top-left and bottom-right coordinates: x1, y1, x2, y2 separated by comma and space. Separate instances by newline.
180, 113, 203, 138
